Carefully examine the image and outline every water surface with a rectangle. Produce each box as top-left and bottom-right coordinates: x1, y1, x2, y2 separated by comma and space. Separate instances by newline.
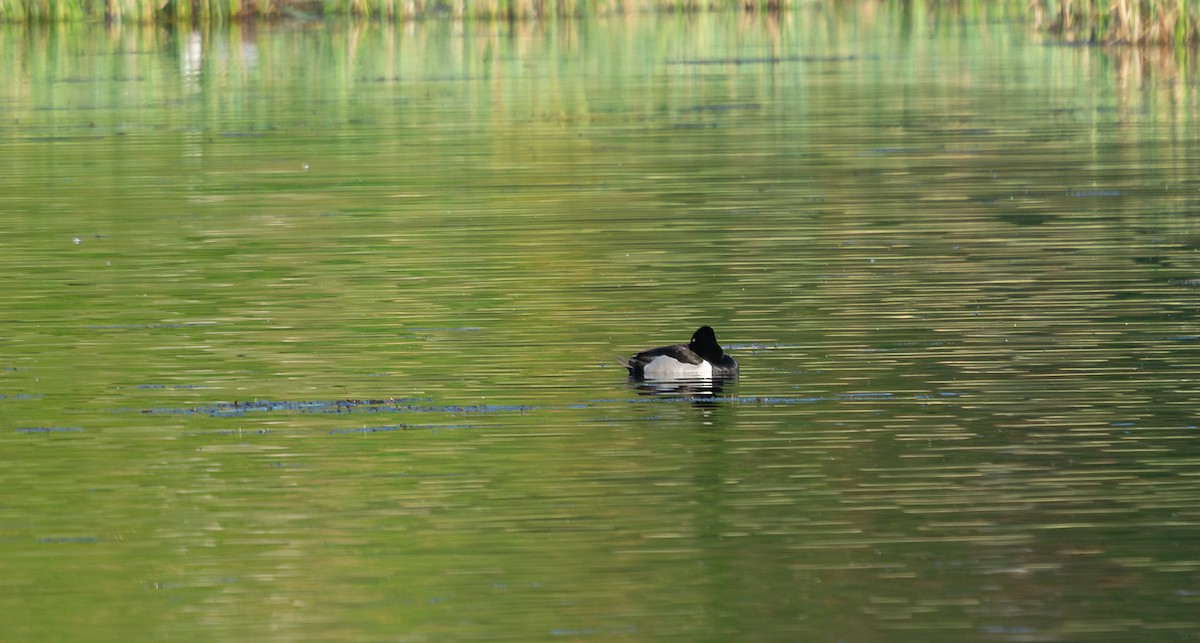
2, 9, 1200, 642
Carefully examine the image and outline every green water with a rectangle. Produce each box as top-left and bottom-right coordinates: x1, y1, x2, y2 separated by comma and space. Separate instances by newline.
3, 8, 1200, 642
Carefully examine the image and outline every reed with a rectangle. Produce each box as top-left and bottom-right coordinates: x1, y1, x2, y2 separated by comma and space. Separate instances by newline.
0, 0, 792, 22
1032, 0, 1200, 44
1, 0, 1197, 48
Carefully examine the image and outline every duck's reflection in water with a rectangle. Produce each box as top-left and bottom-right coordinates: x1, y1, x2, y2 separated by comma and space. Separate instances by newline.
630, 377, 735, 403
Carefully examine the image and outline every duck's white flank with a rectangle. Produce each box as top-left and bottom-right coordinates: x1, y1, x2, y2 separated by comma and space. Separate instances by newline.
641, 355, 714, 380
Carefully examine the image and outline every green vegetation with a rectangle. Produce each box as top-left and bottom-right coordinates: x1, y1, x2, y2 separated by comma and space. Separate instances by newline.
0, 0, 1197, 47
1030, 0, 1200, 44
0, 0, 793, 23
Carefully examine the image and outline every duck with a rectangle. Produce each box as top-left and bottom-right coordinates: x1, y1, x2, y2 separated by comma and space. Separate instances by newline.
623, 326, 739, 381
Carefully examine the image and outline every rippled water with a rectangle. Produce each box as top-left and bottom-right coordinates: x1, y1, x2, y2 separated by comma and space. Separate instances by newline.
3, 8, 1200, 642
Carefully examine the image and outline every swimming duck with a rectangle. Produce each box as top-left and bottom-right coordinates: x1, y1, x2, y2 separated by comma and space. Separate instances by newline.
624, 326, 739, 381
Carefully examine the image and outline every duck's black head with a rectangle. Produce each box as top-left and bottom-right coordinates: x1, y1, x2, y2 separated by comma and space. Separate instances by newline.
688, 326, 725, 362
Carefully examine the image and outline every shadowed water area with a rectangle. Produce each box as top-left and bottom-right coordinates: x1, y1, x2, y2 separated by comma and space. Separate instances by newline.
2, 8, 1200, 641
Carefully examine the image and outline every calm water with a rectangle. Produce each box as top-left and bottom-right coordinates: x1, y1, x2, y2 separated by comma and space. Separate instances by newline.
3, 8, 1200, 642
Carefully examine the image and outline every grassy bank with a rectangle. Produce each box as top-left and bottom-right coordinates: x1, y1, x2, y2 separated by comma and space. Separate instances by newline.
1, 0, 1198, 47
1030, 0, 1200, 45
0, 0, 792, 23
